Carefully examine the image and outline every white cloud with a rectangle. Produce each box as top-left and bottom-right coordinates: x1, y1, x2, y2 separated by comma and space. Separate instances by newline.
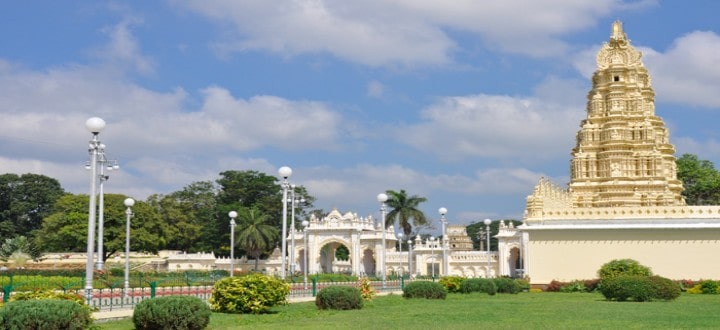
173, 0, 649, 66
367, 80, 385, 99
92, 18, 155, 75
398, 93, 582, 161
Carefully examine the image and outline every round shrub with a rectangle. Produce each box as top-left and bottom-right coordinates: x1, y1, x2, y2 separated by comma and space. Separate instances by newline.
459, 278, 496, 295
402, 281, 447, 299
599, 275, 680, 302
598, 259, 652, 280
439, 276, 465, 293
315, 286, 363, 310
494, 277, 522, 294
0, 299, 93, 330
133, 295, 211, 330
699, 280, 719, 294
648, 276, 681, 301
210, 273, 289, 314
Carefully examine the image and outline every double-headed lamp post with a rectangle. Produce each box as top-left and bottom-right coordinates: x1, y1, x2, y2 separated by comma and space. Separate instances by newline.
377, 193, 388, 288
278, 166, 292, 280
95, 151, 119, 271
439, 207, 448, 276
290, 188, 305, 276
228, 211, 237, 277
302, 220, 309, 289
123, 198, 134, 297
429, 236, 436, 278
484, 218, 492, 278
397, 232, 404, 277
407, 240, 413, 276
84, 117, 105, 302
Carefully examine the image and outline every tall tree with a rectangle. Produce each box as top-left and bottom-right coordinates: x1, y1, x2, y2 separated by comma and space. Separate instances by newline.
676, 153, 720, 205
384, 189, 428, 237
0, 173, 65, 239
34, 193, 167, 259
235, 206, 278, 271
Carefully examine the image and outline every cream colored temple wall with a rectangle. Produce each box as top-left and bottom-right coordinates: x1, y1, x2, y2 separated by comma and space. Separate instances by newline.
525, 227, 720, 284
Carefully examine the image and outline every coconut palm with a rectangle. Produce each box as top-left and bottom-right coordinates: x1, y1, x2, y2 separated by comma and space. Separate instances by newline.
384, 189, 428, 237
236, 207, 279, 271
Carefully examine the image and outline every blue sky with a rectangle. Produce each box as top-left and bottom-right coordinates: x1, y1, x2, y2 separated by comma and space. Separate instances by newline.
1, 1, 719, 230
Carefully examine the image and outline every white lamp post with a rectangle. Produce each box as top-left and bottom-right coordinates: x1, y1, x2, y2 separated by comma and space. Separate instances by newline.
407, 240, 413, 277
289, 188, 305, 276
228, 211, 237, 277
429, 236, 436, 278
123, 197, 134, 297
84, 117, 105, 302
377, 193, 388, 288
278, 166, 292, 280
439, 207, 448, 277
302, 220, 309, 289
397, 232, 404, 277
95, 153, 118, 271
484, 218, 492, 278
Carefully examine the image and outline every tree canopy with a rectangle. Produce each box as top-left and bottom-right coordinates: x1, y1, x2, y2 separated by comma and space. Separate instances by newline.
676, 153, 720, 205
0, 173, 65, 240
384, 189, 428, 236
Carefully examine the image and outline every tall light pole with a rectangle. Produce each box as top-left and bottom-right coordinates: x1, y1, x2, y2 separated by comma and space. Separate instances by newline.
84, 117, 105, 302
397, 232, 404, 277
228, 211, 237, 277
377, 193, 388, 288
484, 218, 492, 278
407, 239, 413, 277
290, 187, 305, 276
123, 197, 134, 297
439, 207, 448, 277
429, 236, 436, 278
95, 153, 118, 271
302, 220, 309, 289
278, 166, 292, 280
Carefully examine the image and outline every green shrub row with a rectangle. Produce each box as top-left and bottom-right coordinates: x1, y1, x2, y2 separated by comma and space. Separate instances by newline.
599, 275, 680, 302
0, 299, 93, 330
133, 295, 211, 330
315, 286, 363, 310
402, 281, 447, 299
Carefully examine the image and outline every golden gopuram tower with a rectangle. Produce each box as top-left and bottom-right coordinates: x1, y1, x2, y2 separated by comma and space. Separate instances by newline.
526, 21, 686, 217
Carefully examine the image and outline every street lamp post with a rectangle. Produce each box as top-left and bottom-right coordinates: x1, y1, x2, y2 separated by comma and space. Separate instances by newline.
84, 117, 105, 302
302, 220, 309, 289
123, 198, 134, 297
407, 240, 413, 277
290, 188, 305, 276
95, 155, 118, 271
228, 211, 237, 277
377, 193, 388, 288
397, 232, 404, 277
439, 207, 448, 276
278, 166, 292, 280
429, 236, 436, 278
484, 218, 492, 278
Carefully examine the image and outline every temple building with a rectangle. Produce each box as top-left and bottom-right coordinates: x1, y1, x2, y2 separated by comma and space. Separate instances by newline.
508, 21, 720, 285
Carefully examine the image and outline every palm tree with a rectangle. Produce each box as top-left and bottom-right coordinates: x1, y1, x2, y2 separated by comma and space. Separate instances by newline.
236, 207, 279, 271
384, 189, 428, 237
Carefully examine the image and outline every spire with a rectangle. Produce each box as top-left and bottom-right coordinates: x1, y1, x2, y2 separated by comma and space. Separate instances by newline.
611, 20, 627, 42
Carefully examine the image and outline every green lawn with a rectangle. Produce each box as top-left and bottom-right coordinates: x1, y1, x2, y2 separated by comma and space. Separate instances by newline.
98, 292, 720, 329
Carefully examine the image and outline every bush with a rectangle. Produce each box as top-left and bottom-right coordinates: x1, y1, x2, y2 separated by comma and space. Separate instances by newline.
10, 289, 85, 305
315, 286, 363, 310
459, 278, 496, 295
599, 275, 679, 302
648, 276, 681, 301
132, 295, 211, 330
209, 273, 289, 314
439, 276, 465, 293
357, 277, 375, 300
598, 259, 652, 280
699, 280, 719, 294
494, 278, 522, 294
402, 281, 447, 299
0, 299, 94, 330
544, 280, 567, 292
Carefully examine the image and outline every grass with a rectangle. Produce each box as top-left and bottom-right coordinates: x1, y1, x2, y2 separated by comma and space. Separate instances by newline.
97, 292, 720, 329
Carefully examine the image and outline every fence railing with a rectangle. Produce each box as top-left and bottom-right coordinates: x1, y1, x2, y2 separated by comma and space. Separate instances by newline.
1, 272, 410, 311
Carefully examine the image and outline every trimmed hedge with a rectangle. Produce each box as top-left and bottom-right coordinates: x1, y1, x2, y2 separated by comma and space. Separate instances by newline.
459, 278, 497, 295
402, 281, 447, 299
315, 286, 363, 310
598, 259, 652, 280
493, 277, 522, 294
599, 275, 680, 302
133, 295, 211, 330
0, 299, 94, 330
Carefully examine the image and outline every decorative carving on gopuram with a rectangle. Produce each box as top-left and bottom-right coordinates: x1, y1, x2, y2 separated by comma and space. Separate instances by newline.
569, 21, 685, 208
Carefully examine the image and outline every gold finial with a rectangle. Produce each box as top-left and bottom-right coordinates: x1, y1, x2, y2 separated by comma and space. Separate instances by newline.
611, 20, 626, 41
